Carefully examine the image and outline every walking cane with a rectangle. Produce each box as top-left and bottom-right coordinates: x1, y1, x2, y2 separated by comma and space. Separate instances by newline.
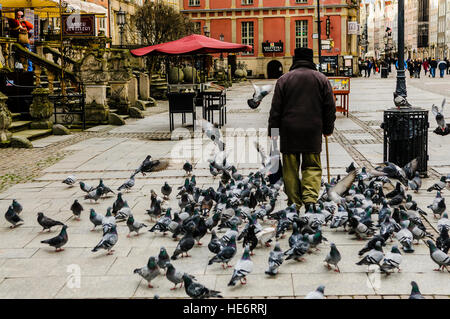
325, 136, 331, 184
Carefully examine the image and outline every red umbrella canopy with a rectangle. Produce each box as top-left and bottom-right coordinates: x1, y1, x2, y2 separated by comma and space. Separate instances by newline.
130, 34, 252, 56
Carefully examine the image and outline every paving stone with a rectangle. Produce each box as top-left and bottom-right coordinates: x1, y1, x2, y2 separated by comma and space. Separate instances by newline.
0, 277, 67, 299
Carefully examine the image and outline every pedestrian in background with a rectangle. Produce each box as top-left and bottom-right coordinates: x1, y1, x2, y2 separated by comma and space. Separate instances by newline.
423, 58, 429, 76
268, 47, 336, 211
445, 57, 450, 75
7, 10, 34, 71
430, 58, 437, 78
438, 59, 447, 78
413, 59, 422, 78
407, 59, 414, 78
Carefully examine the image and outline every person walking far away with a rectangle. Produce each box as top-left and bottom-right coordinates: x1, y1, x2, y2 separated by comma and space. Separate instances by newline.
423, 58, 429, 76
445, 57, 450, 75
268, 47, 336, 211
430, 58, 437, 78
438, 59, 447, 78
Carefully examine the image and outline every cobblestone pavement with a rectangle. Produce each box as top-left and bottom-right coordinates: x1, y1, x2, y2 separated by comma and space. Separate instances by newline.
0, 73, 450, 299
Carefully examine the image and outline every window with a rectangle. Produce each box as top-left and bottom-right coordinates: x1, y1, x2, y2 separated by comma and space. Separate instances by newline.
295, 20, 308, 48
189, 0, 200, 6
242, 0, 253, 4
241, 21, 254, 54
295, 0, 307, 3
194, 22, 202, 34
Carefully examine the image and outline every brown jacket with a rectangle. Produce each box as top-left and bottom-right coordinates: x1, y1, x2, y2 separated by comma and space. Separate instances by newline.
268, 60, 336, 153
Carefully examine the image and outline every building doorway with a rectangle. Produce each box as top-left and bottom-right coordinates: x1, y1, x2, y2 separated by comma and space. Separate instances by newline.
267, 60, 283, 78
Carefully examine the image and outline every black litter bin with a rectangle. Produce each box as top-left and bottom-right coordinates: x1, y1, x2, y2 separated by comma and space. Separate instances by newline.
381, 67, 388, 78
382, 107, 429, 176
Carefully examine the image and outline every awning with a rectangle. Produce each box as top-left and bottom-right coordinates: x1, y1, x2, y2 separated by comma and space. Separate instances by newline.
1, 0, 107, 17
130, 34, 253, 56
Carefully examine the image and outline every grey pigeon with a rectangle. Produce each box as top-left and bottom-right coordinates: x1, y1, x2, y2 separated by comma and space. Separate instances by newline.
436, 228, 450, 254
247, 81, 273, 109
427, 176, 447, 192
161, 182, 172, 199
324, 243, 341, 272
408, 171, 422, 193
228, 245, 253, 286
134, 256, 160, 288
437, 213, 450, 233
5, 205, 23, 228
84, 187, 103, 202
70, 199, 83, 220
183, 161, 193, 175
102, 207, 116, 234
92, 224, 118, 255
427, 239, 450, 272
427, 192, 446, 218
304, 285, 325, 299
171, 222, 196, 260
208, 230, 223, 254
62, 175, 77, 186
208, 235, 237, 268
157, 247, 171, 269
12, 199, 23, 215
265, 243, 284, 276
432, 99, 450, 135
40, 225, 68, 252
183, 274, 222, 299
37, 212, 64, 232
409, 281, 425, 299
79, 181, 94, 193
115, 201, 132, 222
166, 263, 196, 290
89, 208, 103, 231
126, 215, 147, 237
201, 119, 225, 151
356, 241, 384, 270
396, 221, 415, 253
393, 91, 411, 108
112, 192, 125, 215
117, 176, 135, 192
380, 245, 402, 274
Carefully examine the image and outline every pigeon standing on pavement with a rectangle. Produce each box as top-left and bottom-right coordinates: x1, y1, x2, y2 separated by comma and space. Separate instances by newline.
134, 256, 160, 288
157, 247, 171, 270
161, 182, 172, 199
304, 285, 325, 299
426, 239, 450, 272
324, 243, 341, 272
166, 263, 196, 290
62, 175, 77, 186
408, 171, 422, 193
92, 224, 118, 255
79, 181, 94, 193
356, 241, 384, 270
89, 208, 104, 231
265, 243, 284, 276
396, 221, 415, 253
5, 205, 23, 228
171, 222, 196, 260
228, 245, 253, 286
12, 199, 23, 215
427, 176, 447, 192
183, 162, 193, 175
436, 227, 450, 254
70, 199, 83, 220
409, 281, 425, 299
37, 212, 65, 232
126, 215, 147, 237
427, 192, 446, 218
208, 235, 237, 268
182, 274, 223, 299
40, 225, 68, 252
380, 245, 403, 274
117, 176, 135, 192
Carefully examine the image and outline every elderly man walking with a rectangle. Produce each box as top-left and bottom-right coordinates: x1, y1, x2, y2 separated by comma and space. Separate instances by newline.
268, 48, 336, 211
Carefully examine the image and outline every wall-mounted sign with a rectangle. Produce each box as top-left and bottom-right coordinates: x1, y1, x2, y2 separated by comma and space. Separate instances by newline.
262, 40, 284, 53
62, 14, 96, 37
348, 21, 360, 35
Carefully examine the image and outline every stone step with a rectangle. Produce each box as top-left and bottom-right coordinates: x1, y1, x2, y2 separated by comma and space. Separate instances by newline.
12, 128, 52, 141
10, 113, 21, 120
9, 120, 31, 132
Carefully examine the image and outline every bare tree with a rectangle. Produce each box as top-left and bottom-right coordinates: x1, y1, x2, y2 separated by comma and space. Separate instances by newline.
128, 0, 196, 75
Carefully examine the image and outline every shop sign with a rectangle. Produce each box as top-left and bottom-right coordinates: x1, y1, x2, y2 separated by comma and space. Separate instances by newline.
262, 40, 283, 53
62, 14, 96, 37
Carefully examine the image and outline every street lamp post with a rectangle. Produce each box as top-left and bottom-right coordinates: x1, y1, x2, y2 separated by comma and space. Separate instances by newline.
117, 7, 126, 47
316, 0, 322, 72
394, 0, 407, 101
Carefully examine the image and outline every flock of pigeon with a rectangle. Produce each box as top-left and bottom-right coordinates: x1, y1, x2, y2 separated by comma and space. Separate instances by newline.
3, 93, 450, 299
